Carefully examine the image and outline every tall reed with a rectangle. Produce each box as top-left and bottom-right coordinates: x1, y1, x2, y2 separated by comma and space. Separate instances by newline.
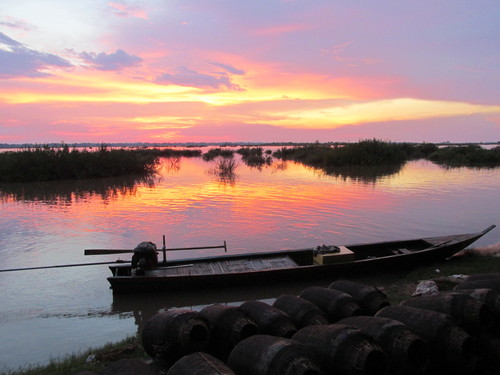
207, 157, 238, 183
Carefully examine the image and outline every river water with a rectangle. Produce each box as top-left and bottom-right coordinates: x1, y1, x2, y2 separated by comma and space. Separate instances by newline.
0, 152, 499, 371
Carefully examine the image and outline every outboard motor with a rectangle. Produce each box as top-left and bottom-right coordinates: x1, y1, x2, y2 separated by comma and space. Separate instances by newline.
131, 241, 158, 275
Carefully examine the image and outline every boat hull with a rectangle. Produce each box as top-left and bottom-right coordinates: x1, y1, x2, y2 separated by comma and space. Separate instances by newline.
107, 226, 495, 294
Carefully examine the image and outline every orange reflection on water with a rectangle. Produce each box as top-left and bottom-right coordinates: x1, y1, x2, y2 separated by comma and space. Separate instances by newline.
2, 157, 497, 255
25, 156, 393, 250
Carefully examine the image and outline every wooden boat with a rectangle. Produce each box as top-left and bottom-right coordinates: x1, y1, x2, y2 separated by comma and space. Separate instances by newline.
102, 225, 495, 294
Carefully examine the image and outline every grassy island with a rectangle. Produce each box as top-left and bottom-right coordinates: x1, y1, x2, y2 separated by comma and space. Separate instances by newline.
273, 139, 412, 167
428, 144, 500, 167
0, 145, 201, 183
273, 140, 500, 171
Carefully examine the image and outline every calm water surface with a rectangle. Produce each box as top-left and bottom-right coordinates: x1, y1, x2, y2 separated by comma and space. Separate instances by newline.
0, 154, 499, 370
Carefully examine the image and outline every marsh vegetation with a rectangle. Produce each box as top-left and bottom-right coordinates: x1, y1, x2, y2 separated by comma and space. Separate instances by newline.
202, 147, 235, 161
0, 144, 200, 182
274, 140, 418, 167
428, 144, 500, 167
273, 140, 500, 175
236, 147, 273, 168
207, 157, 239, 183
1, 141, 497, 183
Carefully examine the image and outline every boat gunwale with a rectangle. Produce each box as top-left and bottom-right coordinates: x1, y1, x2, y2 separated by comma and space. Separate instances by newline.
108, 228, 491, 279
108, 228, 490, 270
106, 226, 495, 293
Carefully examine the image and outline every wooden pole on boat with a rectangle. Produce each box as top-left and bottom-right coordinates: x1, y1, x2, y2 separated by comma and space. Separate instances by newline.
166, 244, 228, 251
0, 260, 129, 273
85, 242, 228, 255
84, 249, 134, 255
0, 261, 195, 273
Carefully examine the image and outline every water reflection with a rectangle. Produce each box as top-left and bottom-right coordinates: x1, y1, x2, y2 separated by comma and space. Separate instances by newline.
319, 163, 405, 183
271, 161, 288, 173
240, 155, 273, 171
110, 278, 333, 335
0, 174, 158, 205
2, 154, 484, 208
0, 156, 194, 205
206, 153, 406, 183
0, 155, 498, 371
162, 157, 182, 175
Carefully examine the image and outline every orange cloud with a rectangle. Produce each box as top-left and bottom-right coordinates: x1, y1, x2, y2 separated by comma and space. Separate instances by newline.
0, 71, 203, 104
251, 98, 500, 129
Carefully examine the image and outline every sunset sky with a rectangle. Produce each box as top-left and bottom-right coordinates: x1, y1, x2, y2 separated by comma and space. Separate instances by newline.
1, 0, 499, 144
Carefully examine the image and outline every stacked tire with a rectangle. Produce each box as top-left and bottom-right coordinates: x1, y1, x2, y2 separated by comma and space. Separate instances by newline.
76, 274, 500, 374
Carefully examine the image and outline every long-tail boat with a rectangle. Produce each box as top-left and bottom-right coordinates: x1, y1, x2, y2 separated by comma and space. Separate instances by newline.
85, 225, 496, 294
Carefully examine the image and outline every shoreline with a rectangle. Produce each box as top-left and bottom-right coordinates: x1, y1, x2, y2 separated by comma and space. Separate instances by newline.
8, 251, 500, 375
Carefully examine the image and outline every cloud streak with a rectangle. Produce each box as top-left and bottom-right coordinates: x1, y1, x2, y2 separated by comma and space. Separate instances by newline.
0, 32, 72, 78
0, 16, 34, 31
155, 66, 245, 91
79, 49, 143, 71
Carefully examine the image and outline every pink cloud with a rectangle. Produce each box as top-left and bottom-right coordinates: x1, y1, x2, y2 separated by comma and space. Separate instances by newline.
108, 1, 148, 19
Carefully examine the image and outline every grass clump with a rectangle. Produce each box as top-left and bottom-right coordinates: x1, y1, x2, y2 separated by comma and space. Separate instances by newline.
0, 145, 203, 183
352, 254, 500, 304
150, 148, 202, 158
274, 139, 410, 169
207, 157, 238, 183
6, 336, 145, 375
202, 148, 235, 161
0, 144, 161, 182
236, 147, 272, 167
428, 144, 500, 167
273, 140, 500, 172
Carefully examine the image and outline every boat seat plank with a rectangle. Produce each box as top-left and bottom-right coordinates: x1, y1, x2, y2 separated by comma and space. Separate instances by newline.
149, 256, 298, 277
390, 248, 413, 255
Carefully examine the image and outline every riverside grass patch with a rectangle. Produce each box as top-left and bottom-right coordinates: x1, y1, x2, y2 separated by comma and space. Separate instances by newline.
273, 140, 500, 170
0, 144, 201, 183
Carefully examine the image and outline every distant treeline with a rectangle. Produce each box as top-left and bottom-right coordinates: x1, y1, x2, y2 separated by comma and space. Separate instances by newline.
0, 144, 200, 182
1, 141, 498, 150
